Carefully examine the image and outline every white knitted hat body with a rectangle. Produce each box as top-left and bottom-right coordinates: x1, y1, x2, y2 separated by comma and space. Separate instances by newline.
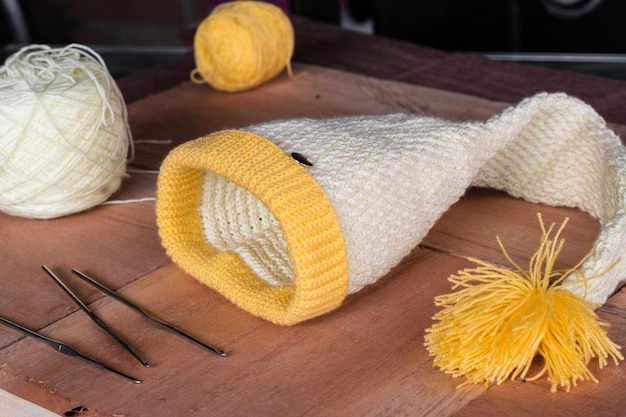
160, 92, 626, 324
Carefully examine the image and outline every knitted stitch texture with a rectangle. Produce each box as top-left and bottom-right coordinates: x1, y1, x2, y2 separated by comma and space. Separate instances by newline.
156, 92, 626, 324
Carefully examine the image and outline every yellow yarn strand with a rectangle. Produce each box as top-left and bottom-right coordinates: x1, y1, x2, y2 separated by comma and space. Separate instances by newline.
191, 1, 294, 92
424, 214, 623, 392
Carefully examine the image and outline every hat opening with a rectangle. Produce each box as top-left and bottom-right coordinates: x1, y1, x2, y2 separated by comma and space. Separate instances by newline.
157, 129, 349, 324
199, 170, 296, 286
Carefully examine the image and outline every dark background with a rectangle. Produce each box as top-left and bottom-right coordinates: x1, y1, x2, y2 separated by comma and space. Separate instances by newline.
2, 0, 626, 79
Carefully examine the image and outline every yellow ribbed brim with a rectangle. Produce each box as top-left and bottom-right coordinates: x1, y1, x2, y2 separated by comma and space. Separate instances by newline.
156, 130, 349, 325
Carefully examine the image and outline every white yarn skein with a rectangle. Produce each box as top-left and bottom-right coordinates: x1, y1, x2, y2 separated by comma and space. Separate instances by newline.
0, 44, 131, 219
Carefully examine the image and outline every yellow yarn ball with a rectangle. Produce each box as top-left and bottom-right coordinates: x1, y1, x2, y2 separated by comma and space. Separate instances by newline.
191, 1, 295, 92
0, 44, 130, 219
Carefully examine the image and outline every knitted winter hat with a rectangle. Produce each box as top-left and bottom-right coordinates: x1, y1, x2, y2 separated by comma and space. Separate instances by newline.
156, 92, 626, 326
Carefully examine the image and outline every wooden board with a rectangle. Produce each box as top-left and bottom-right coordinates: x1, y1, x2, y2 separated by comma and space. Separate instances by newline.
1, 63, 625, 416
0, 388, 58, 417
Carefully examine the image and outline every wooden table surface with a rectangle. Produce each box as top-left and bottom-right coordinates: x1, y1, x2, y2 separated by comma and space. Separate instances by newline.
2, 17, 626, 417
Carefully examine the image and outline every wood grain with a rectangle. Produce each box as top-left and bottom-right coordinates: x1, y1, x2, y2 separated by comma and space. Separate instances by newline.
0, 63, 623, 416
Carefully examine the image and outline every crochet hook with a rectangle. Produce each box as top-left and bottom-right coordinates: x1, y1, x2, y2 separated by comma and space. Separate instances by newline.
0, 315, 141, 384
71, 269, 227, 357
41, 266, 150, 368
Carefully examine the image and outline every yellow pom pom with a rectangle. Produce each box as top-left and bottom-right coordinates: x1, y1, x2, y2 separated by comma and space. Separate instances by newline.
191, 1, 294, 92
424, 214, 623, 392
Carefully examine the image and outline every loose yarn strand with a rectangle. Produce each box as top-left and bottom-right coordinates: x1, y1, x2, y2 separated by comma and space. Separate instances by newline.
99, 138, 173, 205
102, 197, 156, 205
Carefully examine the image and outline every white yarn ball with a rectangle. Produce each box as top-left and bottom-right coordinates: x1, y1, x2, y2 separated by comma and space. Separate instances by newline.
0, 44, 131, 219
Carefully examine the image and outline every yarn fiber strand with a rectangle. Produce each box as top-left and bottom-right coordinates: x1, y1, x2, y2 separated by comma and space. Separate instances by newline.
0, 44, 131, 219
192, 1, 294, 92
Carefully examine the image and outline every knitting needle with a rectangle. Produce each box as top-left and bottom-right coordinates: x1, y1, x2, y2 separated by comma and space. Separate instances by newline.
0, 315, 141, 384
71, 269, 227, 357
41, 266, 150, 368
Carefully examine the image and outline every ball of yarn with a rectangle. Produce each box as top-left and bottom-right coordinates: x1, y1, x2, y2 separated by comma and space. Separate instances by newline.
191, 1, 295, 92
0, 44, 131, 219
